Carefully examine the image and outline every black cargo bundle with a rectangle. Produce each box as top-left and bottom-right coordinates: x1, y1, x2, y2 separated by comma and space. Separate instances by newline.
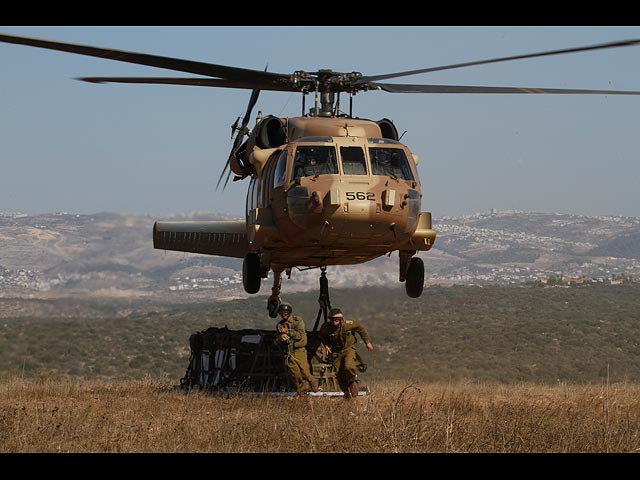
181, 326, 291, 392
179, 326, 368, 395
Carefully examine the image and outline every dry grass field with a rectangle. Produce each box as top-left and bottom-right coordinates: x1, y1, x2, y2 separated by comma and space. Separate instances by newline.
2, 376, 640, 454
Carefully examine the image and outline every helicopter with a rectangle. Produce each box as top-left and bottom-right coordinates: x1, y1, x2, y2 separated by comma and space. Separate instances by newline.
2, 32, 640, 320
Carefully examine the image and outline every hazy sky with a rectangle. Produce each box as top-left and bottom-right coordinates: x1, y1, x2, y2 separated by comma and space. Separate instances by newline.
2, 26, 640, 218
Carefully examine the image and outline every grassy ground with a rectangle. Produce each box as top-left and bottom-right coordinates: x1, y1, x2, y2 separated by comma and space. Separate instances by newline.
2, 376, 640, 453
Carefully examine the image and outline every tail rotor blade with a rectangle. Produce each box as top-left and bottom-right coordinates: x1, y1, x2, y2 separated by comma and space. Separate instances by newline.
241, 88, 261, 131
230, 116, 240, 139
216, 66, 267, 190
216, 157, 232, 190
222, 168, 234, 190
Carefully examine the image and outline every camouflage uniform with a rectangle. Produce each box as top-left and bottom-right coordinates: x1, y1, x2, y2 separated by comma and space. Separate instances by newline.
318, 315, 371, 396
277, 314, 315, 395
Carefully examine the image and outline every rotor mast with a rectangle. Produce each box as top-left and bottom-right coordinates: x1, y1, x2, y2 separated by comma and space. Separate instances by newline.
308, 91, 336, 117
304, 69, 361, 118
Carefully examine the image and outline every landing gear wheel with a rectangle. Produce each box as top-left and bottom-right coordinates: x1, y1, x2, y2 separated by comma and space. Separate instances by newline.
267, 298, 280, 318
405, 256, 424, 298
243, 253, 261, 294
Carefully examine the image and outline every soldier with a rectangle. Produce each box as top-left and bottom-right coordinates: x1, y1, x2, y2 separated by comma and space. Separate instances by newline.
318, 307, 374, 399
372, 149, 387, 175
276, 302, 318, 397
297, 154, 326, 177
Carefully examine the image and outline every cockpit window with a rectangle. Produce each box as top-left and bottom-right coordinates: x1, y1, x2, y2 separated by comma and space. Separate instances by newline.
340, 146, 367, 175
369, 148, 415, 181
273, 150, 288, 188
291, 146, 338, 179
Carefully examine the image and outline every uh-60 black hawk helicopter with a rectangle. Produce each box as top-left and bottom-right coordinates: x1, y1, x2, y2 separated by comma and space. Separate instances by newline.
2, 32, 639, 318
3, 32, 640, 395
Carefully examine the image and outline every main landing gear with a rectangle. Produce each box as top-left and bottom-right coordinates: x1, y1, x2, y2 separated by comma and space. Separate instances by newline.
242, 252, 262, 294
243, 252, 280, 316
400, 251, 424, 298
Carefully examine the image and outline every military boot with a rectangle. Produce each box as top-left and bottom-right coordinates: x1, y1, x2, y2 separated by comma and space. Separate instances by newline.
309, 377, 319, 393
348, 382, 359, 399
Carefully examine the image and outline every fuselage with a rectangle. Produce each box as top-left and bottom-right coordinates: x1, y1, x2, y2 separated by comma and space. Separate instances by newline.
244, 117, 435, 271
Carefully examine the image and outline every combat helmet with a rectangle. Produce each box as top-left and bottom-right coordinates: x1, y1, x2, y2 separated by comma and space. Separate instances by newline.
277, 302, 293, 315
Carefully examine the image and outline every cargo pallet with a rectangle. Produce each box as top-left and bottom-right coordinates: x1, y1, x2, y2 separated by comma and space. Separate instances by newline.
179, 326, 369, 397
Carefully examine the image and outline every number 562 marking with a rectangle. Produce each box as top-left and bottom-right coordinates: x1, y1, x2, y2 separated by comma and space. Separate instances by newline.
346, 192, 375, 201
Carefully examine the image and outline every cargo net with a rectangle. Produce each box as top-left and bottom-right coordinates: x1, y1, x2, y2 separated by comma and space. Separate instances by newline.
179, 326, 367, 395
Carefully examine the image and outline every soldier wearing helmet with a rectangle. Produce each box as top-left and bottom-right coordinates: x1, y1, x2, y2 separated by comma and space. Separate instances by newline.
318, 307, 374, 399
276, 302, 318, 397
373, 149, 395, 177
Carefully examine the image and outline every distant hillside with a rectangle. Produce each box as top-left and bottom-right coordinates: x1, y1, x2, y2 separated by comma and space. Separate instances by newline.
1, 210, 639, 299
3, 284, 640, 386
432, 211, 640, 285
588, 231, 640, 259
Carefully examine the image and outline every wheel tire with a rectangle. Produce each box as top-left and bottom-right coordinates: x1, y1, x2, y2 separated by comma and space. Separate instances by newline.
243, 253, 261, 294
405, 257, 424, 298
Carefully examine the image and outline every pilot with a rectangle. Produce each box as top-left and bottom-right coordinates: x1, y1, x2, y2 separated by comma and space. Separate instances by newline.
374, 150, 391, 175
294, 153, 314, 178
306, 156, 319, 175
318, 307, 374, 399
275, 302, 318, 397
299, 149, 336, 177
299, 155, 324, 177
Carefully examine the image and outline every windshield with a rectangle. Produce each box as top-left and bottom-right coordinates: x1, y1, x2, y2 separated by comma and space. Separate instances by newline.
340, 146, 367, 175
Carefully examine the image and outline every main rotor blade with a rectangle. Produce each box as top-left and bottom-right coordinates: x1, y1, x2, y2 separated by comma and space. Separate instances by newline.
78, 76, 299, 92
358, 38, 640, 84
0, 33, 287, 84
372, 82, 640, 95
